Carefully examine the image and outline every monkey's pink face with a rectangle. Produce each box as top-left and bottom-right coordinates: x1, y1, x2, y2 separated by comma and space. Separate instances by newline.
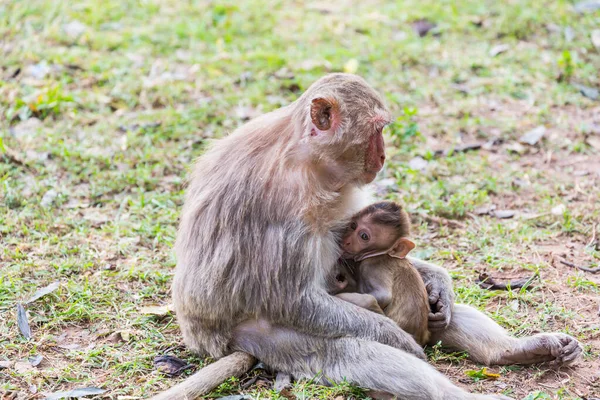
309, 96, 388, 185
362, 128, 386, 183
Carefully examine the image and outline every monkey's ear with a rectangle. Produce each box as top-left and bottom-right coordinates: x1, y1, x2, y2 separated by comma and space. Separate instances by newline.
388, 238, 415, 259
310, 97, 339, 131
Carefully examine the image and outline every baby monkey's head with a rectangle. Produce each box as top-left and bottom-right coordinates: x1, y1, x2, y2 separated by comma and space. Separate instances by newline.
342, 201, 415, 262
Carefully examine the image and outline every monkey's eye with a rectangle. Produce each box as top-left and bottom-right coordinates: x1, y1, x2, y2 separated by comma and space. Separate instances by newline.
350, 222, 357, 230
359, 231, 370, 241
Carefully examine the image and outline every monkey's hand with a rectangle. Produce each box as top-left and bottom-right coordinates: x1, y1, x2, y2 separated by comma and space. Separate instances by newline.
409, 257, 455, 332
426, 280, 454, 331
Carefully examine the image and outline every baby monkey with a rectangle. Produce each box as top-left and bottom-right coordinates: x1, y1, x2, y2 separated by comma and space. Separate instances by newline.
336, 201, 430, 346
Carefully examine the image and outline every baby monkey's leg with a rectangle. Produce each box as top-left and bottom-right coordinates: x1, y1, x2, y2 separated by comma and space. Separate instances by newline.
429, 304, 582, 366
336, 293, 385, 315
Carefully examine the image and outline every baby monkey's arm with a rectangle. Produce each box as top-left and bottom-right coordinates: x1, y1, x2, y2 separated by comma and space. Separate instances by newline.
335, 293, 384, 315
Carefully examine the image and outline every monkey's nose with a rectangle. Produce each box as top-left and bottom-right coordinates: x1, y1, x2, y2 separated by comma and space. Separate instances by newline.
380, 154, 386, 163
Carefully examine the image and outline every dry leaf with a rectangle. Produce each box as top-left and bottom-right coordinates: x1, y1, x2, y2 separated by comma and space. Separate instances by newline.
16, 303, 32, 340
411, 19, 436, 37
25, 282, 60, 304
154, 355, 193, 377
465, 367, 501, 380
44, 387, 106, 400
29, 355, 43, 367
573, 83, 599, 100
14, 360, 36, 374
586, 135, 600, 150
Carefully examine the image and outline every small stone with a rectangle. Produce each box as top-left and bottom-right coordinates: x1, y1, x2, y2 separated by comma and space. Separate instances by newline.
519, 126, 546, 146
474, 204, 495, 215
592, 30, 600, 49
574, 0, 600, 14
564, 27, 575, 42
10, 118, 42, 139
63, 20, 87, 38
408, 156, 428, 171
40, 189, 58, 208
25, 61, 51, 79
551, 204, 566, 216
506, 142, 527, 154
492, 210, 516, 219
489, 44, 510, 57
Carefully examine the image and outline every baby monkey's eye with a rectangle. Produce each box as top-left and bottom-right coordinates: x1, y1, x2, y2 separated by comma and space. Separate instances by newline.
359, 232, 369, 241
350, 222, 357, 230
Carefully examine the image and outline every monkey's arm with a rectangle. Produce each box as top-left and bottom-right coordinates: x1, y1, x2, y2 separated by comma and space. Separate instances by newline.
281, 289, 425, 359
408, 257, 455, 331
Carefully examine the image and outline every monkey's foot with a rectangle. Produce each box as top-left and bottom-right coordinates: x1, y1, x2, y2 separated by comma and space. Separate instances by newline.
498, 333, 582, 366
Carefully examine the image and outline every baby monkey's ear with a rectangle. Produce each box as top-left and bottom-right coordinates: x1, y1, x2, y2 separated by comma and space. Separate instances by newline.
388, 238, 415, 259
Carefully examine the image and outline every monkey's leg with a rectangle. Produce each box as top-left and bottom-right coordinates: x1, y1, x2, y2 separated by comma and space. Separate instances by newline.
429, 304, 583, 366
232, 319, 510, 400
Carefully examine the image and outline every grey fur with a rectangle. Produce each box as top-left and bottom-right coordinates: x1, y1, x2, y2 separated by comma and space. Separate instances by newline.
169, 74, 578, 400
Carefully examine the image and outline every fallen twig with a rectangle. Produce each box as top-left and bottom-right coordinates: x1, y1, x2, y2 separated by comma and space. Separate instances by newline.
477, 273, 537, 291
587, 223, 599, 251
416, 212, 466, 229
559, 259, 600, 274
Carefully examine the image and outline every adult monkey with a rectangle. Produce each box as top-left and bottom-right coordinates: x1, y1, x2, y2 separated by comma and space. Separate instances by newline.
151, 74, 579, 400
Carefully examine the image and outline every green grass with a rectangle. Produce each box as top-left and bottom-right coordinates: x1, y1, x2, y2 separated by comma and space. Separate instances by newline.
1, 0, 599, 399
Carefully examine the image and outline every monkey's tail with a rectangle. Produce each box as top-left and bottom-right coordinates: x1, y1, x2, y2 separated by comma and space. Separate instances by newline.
148, 351, 256, 400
